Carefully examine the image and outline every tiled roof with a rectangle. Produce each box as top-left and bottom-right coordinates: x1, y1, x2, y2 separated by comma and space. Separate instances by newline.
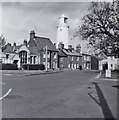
58, 50, 67, 57
28, 36, 57, 55
35, 36, 57, 51
28, 39, 40, 55
14, 45, 22, 51
2, 43, 15, 53
63, 49, 82, 56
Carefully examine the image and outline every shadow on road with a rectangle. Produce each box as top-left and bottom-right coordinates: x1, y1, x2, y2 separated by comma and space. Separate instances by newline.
92, 82, 115, 119
112, 85, 119, 89
88, 82, 116, 119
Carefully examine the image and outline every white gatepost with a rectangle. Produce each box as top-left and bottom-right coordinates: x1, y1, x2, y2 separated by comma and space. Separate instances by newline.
105, 61, 111, 78
105, 69, 111, 78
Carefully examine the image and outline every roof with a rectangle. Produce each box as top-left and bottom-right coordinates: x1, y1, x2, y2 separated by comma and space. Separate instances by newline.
28, 36, 58, 55
14, 45, 22, 51
62, 49, 82, 56
2, 43, 15, 54
35, 36, 57, 51
28, 39, 40, 55
58, 50, 67, 57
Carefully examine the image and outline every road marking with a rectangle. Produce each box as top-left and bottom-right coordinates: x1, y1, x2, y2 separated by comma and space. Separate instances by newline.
0, 89, 12, 100
3, 74, 13, 76
95, 72, 101, 79
0, 82, 6, 84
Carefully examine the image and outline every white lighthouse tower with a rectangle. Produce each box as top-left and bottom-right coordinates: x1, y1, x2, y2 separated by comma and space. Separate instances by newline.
56, 14, 69, 49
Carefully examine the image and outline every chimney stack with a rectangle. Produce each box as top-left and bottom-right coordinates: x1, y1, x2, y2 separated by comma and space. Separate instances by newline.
30, 30, 35, 39
23, 40, 27, 46
68, 45, 73, 51
58, 42, 64, 50
13, 42, 16, 47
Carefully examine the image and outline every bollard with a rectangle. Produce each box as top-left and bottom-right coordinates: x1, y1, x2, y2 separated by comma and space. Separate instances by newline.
105, 69, 111, 78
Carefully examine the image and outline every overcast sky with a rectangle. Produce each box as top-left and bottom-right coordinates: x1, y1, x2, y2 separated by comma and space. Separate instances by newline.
0, 1, 112, 51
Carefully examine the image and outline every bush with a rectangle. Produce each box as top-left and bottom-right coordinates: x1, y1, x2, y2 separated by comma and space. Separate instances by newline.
1, 63, 18, 70
22, 64, 45, 70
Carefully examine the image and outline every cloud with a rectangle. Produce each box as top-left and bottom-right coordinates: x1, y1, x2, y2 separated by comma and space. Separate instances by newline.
2, 2, 92, 50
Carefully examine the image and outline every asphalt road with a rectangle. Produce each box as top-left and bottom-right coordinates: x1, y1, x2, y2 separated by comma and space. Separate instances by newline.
1, 70, 117, 118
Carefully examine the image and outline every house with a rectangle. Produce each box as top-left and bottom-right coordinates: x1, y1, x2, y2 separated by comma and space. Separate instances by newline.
2, 30, 58, 70
81, 52, 91, 70
91, 56, 100, 70
58, 42, 82, 70
99, 56, 119, 71
28, 30, 58, 70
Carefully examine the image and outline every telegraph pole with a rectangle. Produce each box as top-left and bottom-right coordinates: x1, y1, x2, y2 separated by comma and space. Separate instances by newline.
45, 45, 48, 72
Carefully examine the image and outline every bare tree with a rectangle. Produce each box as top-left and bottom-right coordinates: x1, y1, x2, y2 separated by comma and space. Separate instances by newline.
76, 1, 119, 57
0, 35, 6, 47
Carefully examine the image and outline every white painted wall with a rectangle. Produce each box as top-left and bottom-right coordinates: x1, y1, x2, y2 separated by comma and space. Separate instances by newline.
99, 56, 118, 71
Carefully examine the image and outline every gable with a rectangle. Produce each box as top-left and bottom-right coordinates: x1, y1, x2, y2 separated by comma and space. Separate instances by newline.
18, 45, 30, 53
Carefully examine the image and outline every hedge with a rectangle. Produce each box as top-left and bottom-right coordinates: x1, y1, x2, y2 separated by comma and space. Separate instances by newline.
0, 63, 18, 70
22, 64, 45, 70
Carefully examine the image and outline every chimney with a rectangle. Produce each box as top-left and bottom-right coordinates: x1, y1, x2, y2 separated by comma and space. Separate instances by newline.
23, 40, 27, 46
58, 42, 64, 50
30, 30, 35, 39
68, 45, 73, 51
13, 42, 16, 51
13, 42, 16, 47
76, 45, 81, 53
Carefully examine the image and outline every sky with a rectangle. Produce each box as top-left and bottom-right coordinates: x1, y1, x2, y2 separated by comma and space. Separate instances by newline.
0, 1, 112, 51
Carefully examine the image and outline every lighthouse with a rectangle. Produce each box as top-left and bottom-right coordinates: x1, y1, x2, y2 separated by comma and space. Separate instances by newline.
56, 14, 69, 49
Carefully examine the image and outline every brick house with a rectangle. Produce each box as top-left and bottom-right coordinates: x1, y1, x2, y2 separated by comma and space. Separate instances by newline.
58, 43, 82, 70
91, 56, 99, 70
82, 52, 91, 70
28, 30, 58, 70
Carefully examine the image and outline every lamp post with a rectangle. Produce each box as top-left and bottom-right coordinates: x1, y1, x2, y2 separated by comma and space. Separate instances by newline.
45, 45, 48, 72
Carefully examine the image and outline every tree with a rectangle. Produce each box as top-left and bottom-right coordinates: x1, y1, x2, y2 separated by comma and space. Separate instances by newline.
77, 1, 119, 57
0, 35, 6, 47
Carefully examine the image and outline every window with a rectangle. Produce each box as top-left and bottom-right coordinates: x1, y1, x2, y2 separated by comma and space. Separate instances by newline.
77, 57, 79, 61
48, 62, 50, 68
87, 56, 91, 61
60, 58, 63, 61
19, 51, 27, 64
30, 56, 32, 64
6, 54, 9, 59
72, 56, 74, 61
47, 52, 50, 58
34, 56, 36, 64
84, 56, 86, 61
43, 53, 45, 58
54, 53, 57, 59
43, 62, 45, 66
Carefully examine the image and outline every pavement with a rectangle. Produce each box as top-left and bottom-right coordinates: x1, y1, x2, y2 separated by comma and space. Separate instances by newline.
94, 70, 118, 119
1, 69, 64, 76
1, 69, 118, 119
98, 70, 118, 81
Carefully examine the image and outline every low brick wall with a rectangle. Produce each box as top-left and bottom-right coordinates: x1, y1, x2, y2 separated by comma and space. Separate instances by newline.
0, 63, 18, 70
22, 64, 45, 70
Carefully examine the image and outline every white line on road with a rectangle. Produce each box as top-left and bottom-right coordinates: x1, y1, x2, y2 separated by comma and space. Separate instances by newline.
95, 72, 101, 79
0, 82, 6, 84
0, 89, 12, 100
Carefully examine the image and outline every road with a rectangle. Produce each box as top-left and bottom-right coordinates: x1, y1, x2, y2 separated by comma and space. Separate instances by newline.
1, 70, 117, 118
